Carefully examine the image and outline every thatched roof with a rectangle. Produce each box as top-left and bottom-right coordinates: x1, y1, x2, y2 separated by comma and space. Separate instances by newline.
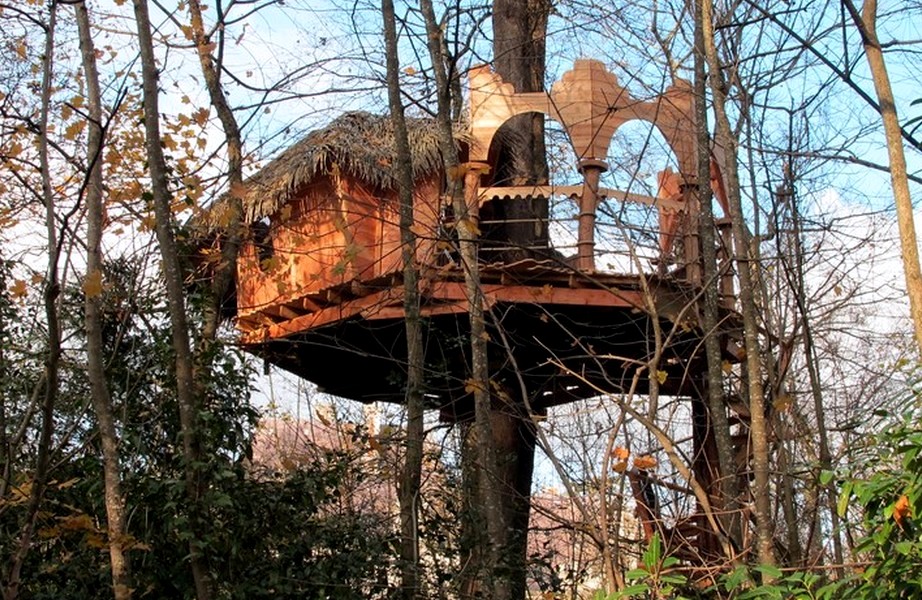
239, 111, 452, 222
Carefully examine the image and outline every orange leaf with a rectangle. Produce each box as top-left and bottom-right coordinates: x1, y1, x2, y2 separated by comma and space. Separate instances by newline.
612, 446, 630, 460
894, 494, 911, 527
633, 455, 657, 470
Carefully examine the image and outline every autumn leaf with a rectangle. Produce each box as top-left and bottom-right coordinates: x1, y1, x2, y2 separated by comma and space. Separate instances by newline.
894, 494, 911, 527
64, 120, 86, 141
612, 446, 630, 460
612, 460, 628, 473
192, 107, 210, 126
721, 360, 733, 374
655, 370, 667, 385
404, 66, 417, 75
464, 378, 485, 395
83, 269, 104, 298
634, 455, 657, 470
773, 394, 793, 412
10, 279, 27, 298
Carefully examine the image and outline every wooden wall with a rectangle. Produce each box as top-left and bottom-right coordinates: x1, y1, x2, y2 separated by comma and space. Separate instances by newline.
236, 174, 441, 319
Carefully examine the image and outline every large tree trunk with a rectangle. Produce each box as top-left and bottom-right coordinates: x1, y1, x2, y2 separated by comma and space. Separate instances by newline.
131, 2, 212, 597
75, 3, 132, 597
381, 0, 427, 596
693, 0, 742, 549
842, 0, 922, 355
418, 2, 506, 597
700, 0, 777, 571
186, 0, 244, 352
489, 0, 550, 260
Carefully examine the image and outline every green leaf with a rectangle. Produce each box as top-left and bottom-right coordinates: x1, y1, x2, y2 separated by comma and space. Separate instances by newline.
624, 568, 649, 581
838, 481, 852, 517
724, 565, 750, 591
618, 584, 650, 597
754, 564, 783, 580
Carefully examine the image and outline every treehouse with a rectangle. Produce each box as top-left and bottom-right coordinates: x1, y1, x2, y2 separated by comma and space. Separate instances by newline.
230, 59, 738, 415
220, 58, 753, 570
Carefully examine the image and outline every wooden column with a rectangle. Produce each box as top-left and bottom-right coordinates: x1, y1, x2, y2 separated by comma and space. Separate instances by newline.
461, 161, 492, 223
680, 179, 702, 285
577, 159, 608, 272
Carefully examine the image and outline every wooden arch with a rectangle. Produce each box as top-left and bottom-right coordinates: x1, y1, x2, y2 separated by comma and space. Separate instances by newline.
468, 59, 699, 178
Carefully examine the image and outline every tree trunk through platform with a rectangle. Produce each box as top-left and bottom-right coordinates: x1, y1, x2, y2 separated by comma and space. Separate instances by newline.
457, 386, 537, 600
455, 3, 551, 597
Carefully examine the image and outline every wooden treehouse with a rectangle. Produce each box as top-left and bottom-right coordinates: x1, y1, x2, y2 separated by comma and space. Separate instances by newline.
229, 59, 747, 567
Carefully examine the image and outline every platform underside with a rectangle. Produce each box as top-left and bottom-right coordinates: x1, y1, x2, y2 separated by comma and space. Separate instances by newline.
238, 262, 726, 409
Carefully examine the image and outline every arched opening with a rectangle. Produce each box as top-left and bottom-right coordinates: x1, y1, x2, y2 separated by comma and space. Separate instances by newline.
479, 111, 553, 262
596, 119, 682, 274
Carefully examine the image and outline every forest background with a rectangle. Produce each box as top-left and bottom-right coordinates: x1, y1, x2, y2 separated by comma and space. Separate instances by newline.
1, 0, 921, 598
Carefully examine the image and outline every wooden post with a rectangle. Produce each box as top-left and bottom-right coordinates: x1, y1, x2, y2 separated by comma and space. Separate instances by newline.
577, 159, 608, 272
680, 179, 702, 285
461, 161, 491, 225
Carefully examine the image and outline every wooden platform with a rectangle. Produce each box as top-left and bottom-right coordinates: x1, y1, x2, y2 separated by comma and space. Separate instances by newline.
239, 259, 723, 409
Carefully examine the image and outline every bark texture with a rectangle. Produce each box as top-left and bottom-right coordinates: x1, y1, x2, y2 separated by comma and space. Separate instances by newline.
131, 1, 212, 597
381, 0, 427, 596
75, 2, 132, 597
700, 0, 777, 570
843, 0, 922, 355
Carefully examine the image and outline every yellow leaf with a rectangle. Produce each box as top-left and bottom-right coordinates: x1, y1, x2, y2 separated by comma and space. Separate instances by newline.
71, 95, 85, 109
773, 394, 792, 412
721, 360, 733, 373
83, 269, 104, 298
459, 218, 481, 236
404, 66, 417, 75
139, 214, 158, 231
612, 460, 628, 473
192, 107, 210, 126
64, 120, 86, 141
59, 514, 95, 532
10, 279, 27, 298
655, 370, 667, 385
464, 378, 484, 395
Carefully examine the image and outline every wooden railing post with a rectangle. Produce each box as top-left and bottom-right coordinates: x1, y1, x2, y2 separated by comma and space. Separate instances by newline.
577, 159, 608, 272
